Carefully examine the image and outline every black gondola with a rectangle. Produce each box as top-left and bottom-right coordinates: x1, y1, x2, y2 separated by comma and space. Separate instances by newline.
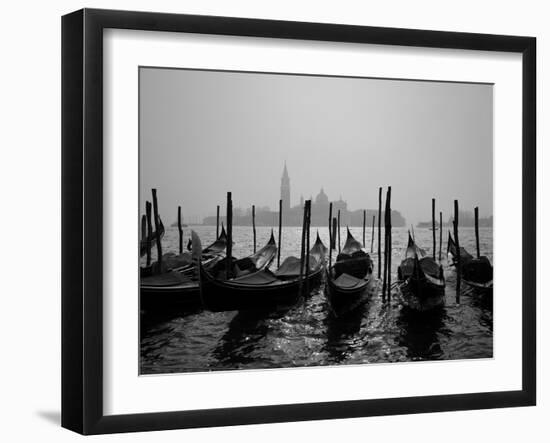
140, 228, 276, 311
447, 233, 493, 293
326, 228, 374, 317
142, 225, 228, 277
397, 233, 445, 312
446, 231, 473, 264
200, 232, 327, 312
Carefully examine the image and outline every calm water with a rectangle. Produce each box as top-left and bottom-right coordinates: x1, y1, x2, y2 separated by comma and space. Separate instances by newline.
140, 226, 493, 374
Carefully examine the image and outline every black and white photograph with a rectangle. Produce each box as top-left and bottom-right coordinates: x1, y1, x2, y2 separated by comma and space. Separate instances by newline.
0, 0, 544, 439
139, 67, 494, 374
55, 2, 541, 437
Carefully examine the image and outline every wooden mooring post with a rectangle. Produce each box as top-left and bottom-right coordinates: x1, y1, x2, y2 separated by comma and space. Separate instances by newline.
305, 201, 311, 295
226, 192, 233, 280
432, 198, 436, 260
277, 199, 282, 267
382, 189, 388, 302
141, 215, 146, 244
378, 187, 382, 279
151, 189, 163, 272
439, 211, 443, 262
299, 200, 308, 293
145, 201, 152, 266
362, 209, 366, 247
453, 199, 461, 303
474, 206, 480, 259
337, 209, 341, 253
328, 202, 333, 268
386, 187, 392, 301
252, 204, 256, 253
177, 205, 183, 254
332, 218, 337, 255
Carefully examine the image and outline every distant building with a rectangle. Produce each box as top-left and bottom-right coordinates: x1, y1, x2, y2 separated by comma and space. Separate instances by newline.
446, 211, 493, 227
280, 162, 291, 212
202, 163, 405, 227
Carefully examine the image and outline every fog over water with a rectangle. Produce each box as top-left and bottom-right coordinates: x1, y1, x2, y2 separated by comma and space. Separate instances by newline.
139, 68, 493, 225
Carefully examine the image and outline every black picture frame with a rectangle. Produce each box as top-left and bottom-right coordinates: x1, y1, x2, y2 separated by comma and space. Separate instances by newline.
61, 8, 536, 435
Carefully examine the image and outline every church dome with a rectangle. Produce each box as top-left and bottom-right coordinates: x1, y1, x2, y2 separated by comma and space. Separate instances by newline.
315, 188, 329, 205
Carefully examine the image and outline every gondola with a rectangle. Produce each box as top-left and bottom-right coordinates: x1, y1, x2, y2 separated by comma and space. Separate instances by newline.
397, 233, 445, 312
141, 225, 228, 277
170, 225, 230, 273
140, 228, 276, 311
325, 228, 374, 317
200, 232, 327, 312
447, 233, 493, 293
139, 216, 165, 257
446, 231, 473, 265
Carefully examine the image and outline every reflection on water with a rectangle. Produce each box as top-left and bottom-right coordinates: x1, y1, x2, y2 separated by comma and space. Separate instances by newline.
396, 306, 448, 361
324, 301, 370, 364
140, 226, 493, 374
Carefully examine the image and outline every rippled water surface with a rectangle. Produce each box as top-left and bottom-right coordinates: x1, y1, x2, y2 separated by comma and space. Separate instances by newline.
140, 226, 493, 374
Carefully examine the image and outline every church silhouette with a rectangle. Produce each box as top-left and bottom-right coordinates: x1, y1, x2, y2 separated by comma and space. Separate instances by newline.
203, 163, 405, 227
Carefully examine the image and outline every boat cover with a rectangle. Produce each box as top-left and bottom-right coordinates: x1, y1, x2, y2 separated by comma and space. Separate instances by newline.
162, 252, 193, 269
231, 270, 280, 285
141, 270, 190, 287
400, 256, 441, 278
333, 273, 364, 289
274, 256, 319, 277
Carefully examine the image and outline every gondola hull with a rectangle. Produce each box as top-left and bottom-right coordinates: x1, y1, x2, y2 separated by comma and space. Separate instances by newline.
140, 281, 201, 311
200, 266, 323, 312
325, 228, 374, 317
140, 229, 276, 312
448, 233, 493, 295
463, 278, 493, 296
326, 270, 372, 317
399, 275, 445, 312
398, 233, 446, 312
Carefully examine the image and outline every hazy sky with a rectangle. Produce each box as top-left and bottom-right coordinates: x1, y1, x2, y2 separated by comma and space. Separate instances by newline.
139, 68, 493, 225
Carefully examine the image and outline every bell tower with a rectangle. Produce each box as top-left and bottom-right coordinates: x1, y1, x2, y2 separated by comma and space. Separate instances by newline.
280, 162, 291, 211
